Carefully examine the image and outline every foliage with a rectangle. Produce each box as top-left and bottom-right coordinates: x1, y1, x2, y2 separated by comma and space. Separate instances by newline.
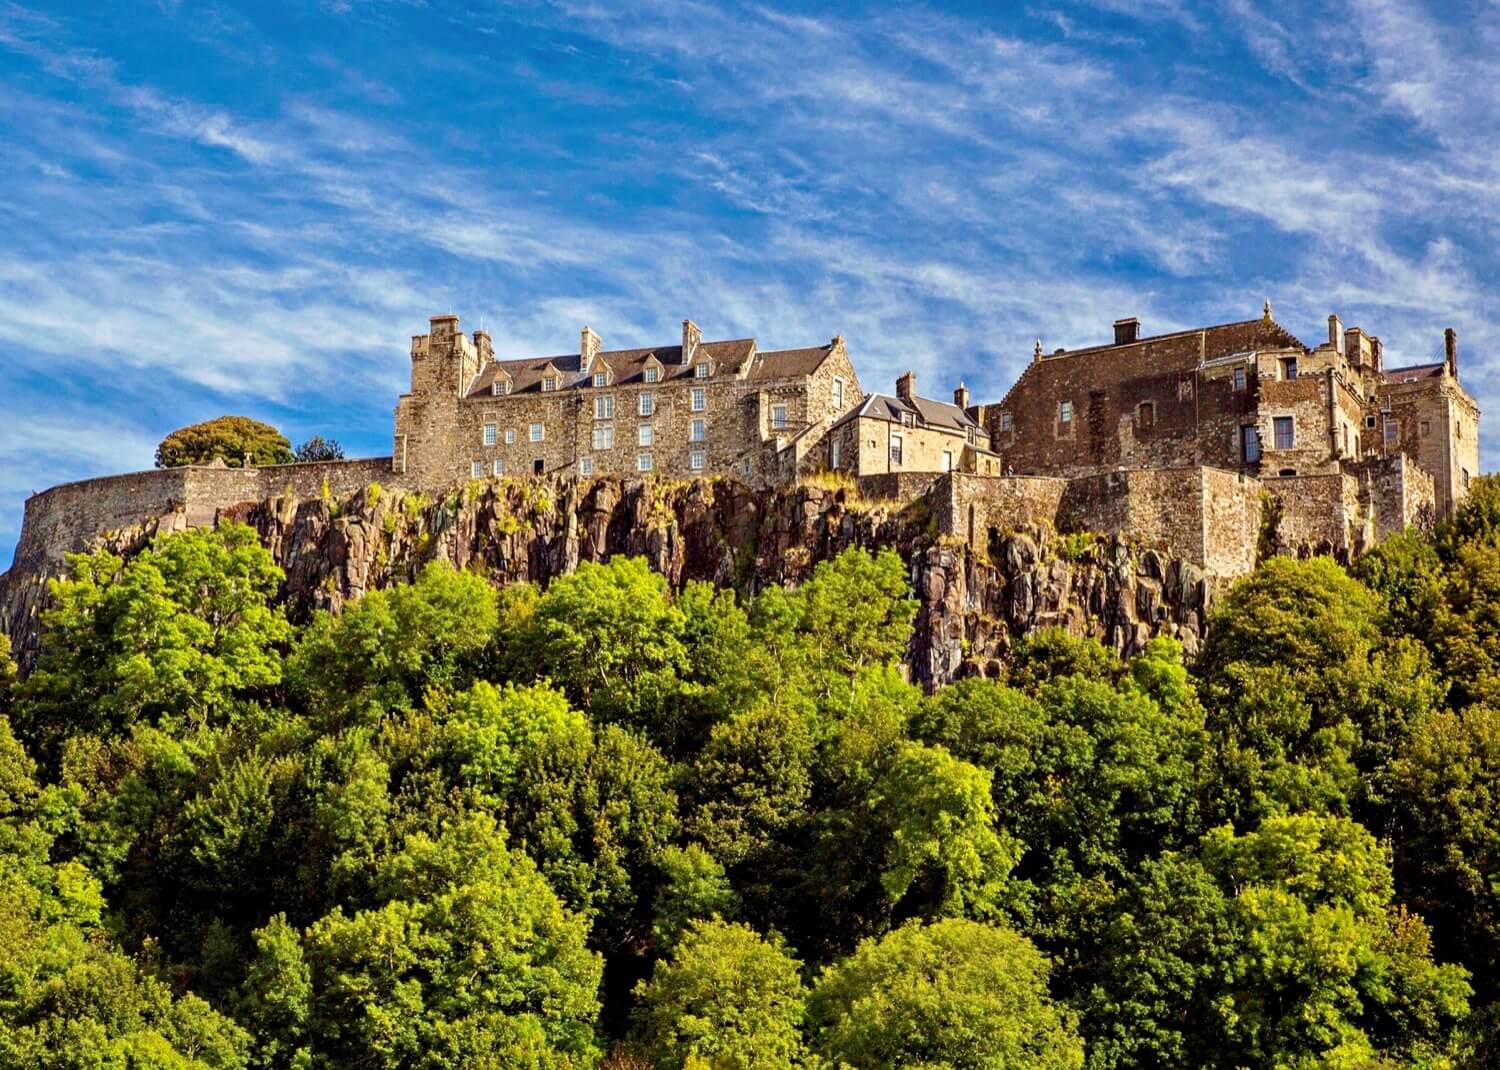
807, 918, 1084, 1070
293, 435, 346, 462
17, 524, 291, 765
156, 415, 294, 468
633, 918, 809, 1070
1, 522, 1493, 1067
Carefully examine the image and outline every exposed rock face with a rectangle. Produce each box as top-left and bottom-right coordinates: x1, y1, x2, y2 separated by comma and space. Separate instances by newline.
0, 477, 1214, 684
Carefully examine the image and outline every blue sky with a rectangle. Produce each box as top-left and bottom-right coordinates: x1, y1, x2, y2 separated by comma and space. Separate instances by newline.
2, 0, 1497, 567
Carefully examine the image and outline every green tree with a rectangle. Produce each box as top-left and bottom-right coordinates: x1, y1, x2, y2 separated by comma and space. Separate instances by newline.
238, 913, 311, 1070
299, 813, 602, 1068
156, 416, 294, 468
17, 525, 290, 764
807, 917, 1083, 1070
1197, 556, 1441, 825
293, 436, 345, 462
1007, 628, 1123, 695
650, 845, 740, 952
0, 635, 15, 718
509, 557, 689, 735
632, 918, 809, 1070
1388, 704, 1500, 1002
289, 561, 498, 726
1073, 815, 1471, 1070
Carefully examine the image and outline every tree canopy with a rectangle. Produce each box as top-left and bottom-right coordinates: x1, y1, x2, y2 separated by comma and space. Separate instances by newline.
155, 416, 296, 468
0, 507, 1496, 1066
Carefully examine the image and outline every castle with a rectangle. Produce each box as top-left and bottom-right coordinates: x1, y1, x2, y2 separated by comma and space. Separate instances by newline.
393, 303, 1477, 536
0, 302, 1480, 595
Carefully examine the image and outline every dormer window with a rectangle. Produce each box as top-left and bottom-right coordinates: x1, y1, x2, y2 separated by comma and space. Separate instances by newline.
593, 371, 608, 387
695, 362, 711, 378
901, 412, 915, 428
492, 380, 511, 396
644, 366, 659, 384
542, 376, 557, 392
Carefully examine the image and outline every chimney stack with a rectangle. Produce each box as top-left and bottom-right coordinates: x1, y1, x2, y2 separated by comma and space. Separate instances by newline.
581, 325, 601, 366
1345, 327, 1366, 367
682, 319, 701, 364
954, 381, 970, 410
1445, 327, 1458, 377
896, 370, 917, 402
1114, 317, 1141, 346
1328, 314, 1344, 354
474, 329, 494, 364
1370, 336, 1383, 371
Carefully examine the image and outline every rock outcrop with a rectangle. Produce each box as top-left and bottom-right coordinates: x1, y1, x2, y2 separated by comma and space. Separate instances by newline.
0, 477, 1216, 684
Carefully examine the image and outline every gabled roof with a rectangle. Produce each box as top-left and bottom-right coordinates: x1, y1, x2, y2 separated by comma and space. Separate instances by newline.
832, 392, 982, 435
1381, 363, 1444, 384
994, 315, 1309, 412
464, 337, 833, 397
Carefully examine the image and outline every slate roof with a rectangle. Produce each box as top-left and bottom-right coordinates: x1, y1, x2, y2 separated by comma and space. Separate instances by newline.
1381, 363, 1445, 384
832, 392, 983, 435
1042, 317, 1309, 365
465, 338, 834, 397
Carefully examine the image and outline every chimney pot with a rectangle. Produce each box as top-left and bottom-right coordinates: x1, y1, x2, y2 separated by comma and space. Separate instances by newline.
1114, 317, 1141, 346
896, 371, 917, 402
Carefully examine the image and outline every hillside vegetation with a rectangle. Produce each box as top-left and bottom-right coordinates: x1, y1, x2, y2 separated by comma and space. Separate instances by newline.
4, 480, 1500, 1068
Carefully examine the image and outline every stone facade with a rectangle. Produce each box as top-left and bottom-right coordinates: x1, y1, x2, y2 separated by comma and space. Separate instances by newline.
825, 374, 1002, 477
394, 315, 862, 488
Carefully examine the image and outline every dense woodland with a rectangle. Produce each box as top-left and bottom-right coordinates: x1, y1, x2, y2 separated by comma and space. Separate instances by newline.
5, 479, 1500, 1069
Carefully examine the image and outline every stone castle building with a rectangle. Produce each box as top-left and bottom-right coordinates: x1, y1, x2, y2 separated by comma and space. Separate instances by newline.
0, 302, 1481, 611
390, 304, 1478, 533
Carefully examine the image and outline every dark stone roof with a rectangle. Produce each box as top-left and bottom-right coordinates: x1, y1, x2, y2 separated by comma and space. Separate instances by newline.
832, 392, 982, 434
1382, 363, 1445, 384
465, 338, 832, 397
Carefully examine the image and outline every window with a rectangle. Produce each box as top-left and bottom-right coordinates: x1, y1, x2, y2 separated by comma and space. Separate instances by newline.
644, 366, 659, 384
542, 376, 557, 392
1281, 358, 1298, 381
638, 424, 653, 447
1059, 400, 1073, 423
1420, 420, 1431, 436
1242, 425, 1261, 462
492, 459, 505, 477
1278, 468, 1297, 477
1384, 419, 1398, 447
504, 429, 516, 445
901, 411, 915, 428
999, 412, 1012, 432
639, 393, 655, 417
492, 380, 510, 396
831, 438, 841, 469
771, 405, 787, 430
592, 426, 614, 450
692, 387, 707, 412
1233, 367, 1246, 392
534, 458, 544, 475
691, 418, 705, 442
594, 395, 614, 420
1273, 416, 1294, 450
471, 461, 484, 478
593, 371, 607, 387
1137, 401, 1155, 429
1365, 415, 1376, 429
580, 457, 594, 476
890, 433, 904, 466
483, 423, 497, 446
695, 362, 710, 378
942, 450, 953, 472
530, 422, 544, 442
637, 454, 653, 472
690, 450, 705, 471
833, 378, 845, 409
1463, 467, 1471, 490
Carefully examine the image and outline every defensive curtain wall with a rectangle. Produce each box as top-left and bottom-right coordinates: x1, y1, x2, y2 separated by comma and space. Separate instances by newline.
0, 454, 1433, 674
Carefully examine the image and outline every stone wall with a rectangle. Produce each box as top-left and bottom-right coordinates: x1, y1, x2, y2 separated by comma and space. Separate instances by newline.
2, 474, 1219, 687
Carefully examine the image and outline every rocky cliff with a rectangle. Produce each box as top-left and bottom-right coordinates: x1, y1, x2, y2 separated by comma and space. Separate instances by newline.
0, 477, 1216, 683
